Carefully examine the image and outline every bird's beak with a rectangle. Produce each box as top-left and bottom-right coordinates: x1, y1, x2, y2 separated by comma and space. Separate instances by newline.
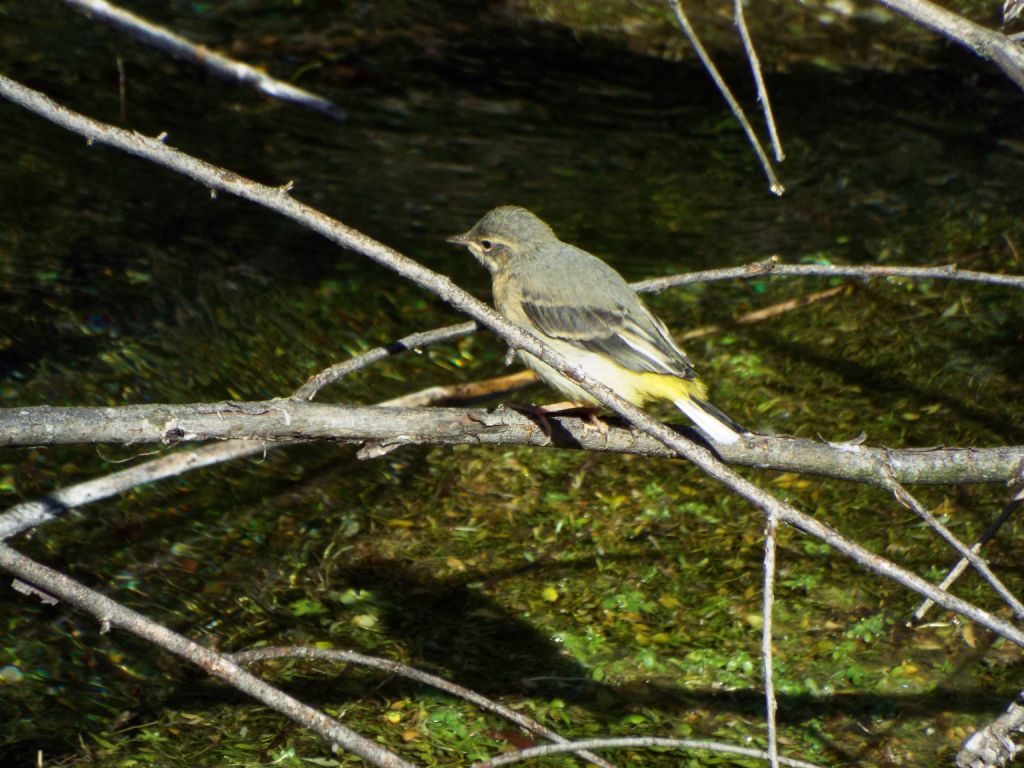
446, 231, 472, 246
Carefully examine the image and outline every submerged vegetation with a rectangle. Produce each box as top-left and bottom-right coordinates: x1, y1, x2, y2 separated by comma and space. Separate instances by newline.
2, 0, 1023, 766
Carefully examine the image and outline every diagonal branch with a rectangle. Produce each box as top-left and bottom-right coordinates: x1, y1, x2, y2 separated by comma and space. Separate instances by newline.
732, 0, 784, 162
0, 543, 415, 768
914, 479, 1024, 622
873, 0, 1024, 91
878, 464, 1024, 618
60, 0, 346, 121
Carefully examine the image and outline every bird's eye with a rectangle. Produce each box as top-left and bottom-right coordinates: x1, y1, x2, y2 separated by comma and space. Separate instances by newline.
480, 239, 493, 250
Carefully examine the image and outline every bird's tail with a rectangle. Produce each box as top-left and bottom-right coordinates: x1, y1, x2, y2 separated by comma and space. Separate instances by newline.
673, 396, 745, 444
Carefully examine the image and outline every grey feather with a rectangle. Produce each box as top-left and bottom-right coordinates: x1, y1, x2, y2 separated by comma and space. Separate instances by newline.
514, 243, 698, 380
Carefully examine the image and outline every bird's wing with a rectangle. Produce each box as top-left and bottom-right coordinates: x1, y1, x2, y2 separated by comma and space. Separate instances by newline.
520, 297, 698, 380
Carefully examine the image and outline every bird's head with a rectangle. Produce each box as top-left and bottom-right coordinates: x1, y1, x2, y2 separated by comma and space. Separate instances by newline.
447, 206, 557, 272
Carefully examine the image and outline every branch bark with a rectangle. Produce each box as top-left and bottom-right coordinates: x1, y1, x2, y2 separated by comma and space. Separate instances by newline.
2, 401, 1022, 486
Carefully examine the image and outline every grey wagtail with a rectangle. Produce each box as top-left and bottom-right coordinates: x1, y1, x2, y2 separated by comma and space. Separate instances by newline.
448, 205, 744, 444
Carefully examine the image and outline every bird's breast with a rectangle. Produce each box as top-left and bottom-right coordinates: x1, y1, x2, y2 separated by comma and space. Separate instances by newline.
491, 270, 528, 324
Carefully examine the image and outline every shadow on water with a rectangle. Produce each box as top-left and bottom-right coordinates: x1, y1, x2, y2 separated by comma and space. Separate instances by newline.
14, 553, 1003, 767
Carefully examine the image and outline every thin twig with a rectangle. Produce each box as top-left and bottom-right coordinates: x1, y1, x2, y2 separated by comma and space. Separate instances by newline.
679, 285, 844, 341
233, 646, 615, 768
0, 543, 415, 768
879, 461, 1024, 619
732, 0, 784, 161
913, 479, 1024, 622
634, 258, 1024, 292
377, 370, 537, 408
4, 75, 1024, 653
61, 0, 346, 121
762, 512, 780, 768
665, 0, 784, 195
472, 736, 822, 768
296, 322, 479, 400
0, 441, 264, 541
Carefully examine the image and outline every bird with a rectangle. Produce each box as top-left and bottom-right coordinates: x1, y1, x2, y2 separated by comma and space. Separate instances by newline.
447, 206, 744, 444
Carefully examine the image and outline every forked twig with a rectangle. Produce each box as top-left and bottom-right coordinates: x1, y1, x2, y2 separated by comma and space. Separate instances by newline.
665, 0, 784, 194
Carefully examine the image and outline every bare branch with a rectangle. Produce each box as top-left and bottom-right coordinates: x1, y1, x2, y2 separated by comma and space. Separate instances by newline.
61, 0, 346, 121
296, 322, 479, 401
2, 401, 1022, 486
233, 646, 615, 768
0, 440, 264, 541
732, 0, 784, 161
634, 258, 1024, 292
873, 0, 1024, 91
0, 543, 415, 768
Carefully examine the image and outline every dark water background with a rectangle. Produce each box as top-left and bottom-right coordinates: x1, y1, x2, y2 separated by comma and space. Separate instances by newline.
2, 1, 1024, 765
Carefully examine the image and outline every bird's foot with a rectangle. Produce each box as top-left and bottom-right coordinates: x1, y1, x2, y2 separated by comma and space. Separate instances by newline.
510, 402, 608, 439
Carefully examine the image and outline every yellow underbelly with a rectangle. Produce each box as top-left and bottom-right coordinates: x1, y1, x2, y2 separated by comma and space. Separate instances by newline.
518, 349, 707, 407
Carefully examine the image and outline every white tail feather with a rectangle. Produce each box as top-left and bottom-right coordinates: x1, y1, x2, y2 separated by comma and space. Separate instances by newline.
674, 399, 741, 444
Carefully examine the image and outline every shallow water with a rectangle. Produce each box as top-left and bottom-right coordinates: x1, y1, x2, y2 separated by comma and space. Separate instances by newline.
2, 1, 1023, 766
